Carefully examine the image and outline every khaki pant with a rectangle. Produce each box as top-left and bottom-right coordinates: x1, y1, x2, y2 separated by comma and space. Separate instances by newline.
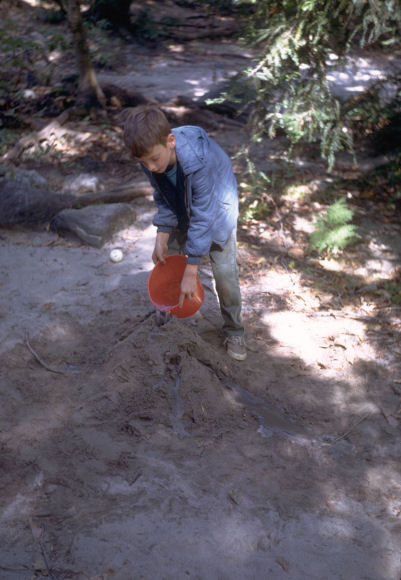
168, 228, 244, 336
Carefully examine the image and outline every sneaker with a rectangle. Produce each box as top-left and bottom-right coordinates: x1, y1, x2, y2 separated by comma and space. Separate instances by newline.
224, 335, 247, 361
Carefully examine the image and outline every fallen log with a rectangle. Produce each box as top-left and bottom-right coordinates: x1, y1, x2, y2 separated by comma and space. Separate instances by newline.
76, 180, 153, 207
0, 177, 152, 227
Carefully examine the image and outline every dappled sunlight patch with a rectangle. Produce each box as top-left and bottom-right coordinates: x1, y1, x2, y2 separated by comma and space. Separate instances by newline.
291, 213, 315, 236
329, 391, 381, 426
318, 514, 354, 539
318, 257, 349, 272
318, 250, 398, 286
1, 493, 33, 526
366, 465, 401, 498
40, 319, 76, 342
262, 309, 374, 374
210, 515, 265, 558
21, 126, 99, 161
282, 182, 318, 202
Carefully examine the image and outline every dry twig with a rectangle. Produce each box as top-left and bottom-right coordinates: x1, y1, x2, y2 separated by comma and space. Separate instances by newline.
328, 412, 372, 447
25, 331, 65, 375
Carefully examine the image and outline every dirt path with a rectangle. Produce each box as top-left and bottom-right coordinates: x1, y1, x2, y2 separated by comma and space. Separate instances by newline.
1, 196, 401, 579
1, 33, 401, 580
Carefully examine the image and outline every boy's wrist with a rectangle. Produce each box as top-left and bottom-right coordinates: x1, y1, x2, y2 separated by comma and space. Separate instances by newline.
156, 231, 170, 241
184, 264, 198, 277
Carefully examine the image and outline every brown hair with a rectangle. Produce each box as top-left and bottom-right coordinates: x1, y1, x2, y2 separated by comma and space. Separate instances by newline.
122, 105, 171, 158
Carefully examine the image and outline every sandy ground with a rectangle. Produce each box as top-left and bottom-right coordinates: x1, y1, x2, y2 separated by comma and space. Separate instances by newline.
1, 193, 401, 580
1, 39, 401, 580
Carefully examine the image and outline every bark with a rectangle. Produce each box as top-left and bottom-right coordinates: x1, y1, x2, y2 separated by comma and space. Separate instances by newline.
66, 0, 106, 108
76, 181, 153, 207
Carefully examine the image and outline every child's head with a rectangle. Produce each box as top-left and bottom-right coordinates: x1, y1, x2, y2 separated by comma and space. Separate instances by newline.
122, 105, 176, 173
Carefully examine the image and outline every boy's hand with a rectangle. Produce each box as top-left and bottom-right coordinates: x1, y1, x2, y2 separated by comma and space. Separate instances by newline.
179, 264, 198, 308
152, 232, 170, 264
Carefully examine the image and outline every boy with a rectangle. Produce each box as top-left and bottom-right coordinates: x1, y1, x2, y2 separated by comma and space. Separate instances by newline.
123, 105, 246, 361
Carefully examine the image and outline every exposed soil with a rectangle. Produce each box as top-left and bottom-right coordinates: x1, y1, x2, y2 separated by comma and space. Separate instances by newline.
1, 3, 401, 579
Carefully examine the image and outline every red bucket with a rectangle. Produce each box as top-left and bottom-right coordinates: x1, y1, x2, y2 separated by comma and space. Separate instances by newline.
147, 254, 204, 318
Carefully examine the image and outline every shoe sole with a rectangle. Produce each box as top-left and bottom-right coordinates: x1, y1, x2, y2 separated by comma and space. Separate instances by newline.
227, 349, 247, 361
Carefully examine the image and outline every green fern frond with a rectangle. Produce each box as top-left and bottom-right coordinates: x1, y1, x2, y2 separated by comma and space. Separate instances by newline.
324, 198, 353, 227
309, 198, 360, 254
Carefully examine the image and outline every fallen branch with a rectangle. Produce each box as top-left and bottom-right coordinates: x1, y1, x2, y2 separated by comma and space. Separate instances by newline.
2, 110, 70, 163
0, 568, 30, 573
328, 412, 372, 447
29, 517, 57, 580
25, 331, 65, 375
39, 541, 56, 580
76, 181, 153, 207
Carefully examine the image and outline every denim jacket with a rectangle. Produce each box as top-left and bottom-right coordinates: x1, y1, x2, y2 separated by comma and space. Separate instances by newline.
142, 126, 239, 265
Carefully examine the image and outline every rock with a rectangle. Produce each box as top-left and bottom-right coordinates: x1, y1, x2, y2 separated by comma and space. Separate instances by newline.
288, 246, 305, 259
62, 173, 101, 194
0, 167, 149, 229
357, 282, 378, 294
50, 203, 136, 247
2, 168, 48, 190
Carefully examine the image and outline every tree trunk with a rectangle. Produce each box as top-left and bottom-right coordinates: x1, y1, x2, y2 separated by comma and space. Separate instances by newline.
66, 0, 106, 108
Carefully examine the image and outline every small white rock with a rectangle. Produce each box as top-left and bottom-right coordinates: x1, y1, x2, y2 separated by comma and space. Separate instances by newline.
110, 248, 124, 263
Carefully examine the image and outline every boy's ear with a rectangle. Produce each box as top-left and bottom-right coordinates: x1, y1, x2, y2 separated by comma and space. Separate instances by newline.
167, 133, 176, 149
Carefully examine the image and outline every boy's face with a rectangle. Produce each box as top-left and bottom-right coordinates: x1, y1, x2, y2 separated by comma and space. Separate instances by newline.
137, 133, 176, 174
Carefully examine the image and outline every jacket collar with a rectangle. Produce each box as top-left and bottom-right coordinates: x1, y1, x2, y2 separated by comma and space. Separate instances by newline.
172, 126, 208, 174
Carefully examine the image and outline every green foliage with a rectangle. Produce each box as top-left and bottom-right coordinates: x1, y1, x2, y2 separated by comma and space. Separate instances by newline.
0, 31, 41, 97
240, 194, 271, 222
85, 0, 132, 29
46, 32, 68, 52
0, 31, 41, 64
238, 157, 271, 223
381, 280, 401, 304
235, 0, 401, 168
0, 129, 18, 156
0, 24, 67, 93
95, 18, 113, 31
309, 198, 360, 254
353, 151, 401, 211
131, 10, 167, 41
40, 7, 66, 24
345, 86, 388, 139
85, 25, 115, 68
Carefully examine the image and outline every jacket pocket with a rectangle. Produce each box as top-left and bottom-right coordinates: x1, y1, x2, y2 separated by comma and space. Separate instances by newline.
212, 201, 238, 245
